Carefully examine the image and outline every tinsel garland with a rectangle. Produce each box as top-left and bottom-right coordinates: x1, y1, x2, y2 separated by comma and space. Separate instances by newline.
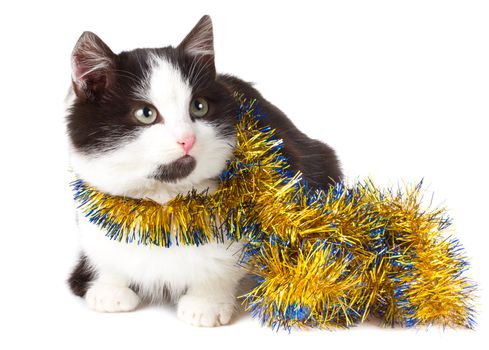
72, 93, 475, 330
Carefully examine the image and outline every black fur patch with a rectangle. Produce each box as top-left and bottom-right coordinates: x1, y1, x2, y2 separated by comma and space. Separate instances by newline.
152, 155, 197, 183
68, 255, 95, 297
218, 74, 343, 190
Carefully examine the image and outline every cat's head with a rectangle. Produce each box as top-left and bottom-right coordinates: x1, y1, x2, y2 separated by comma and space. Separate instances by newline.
66, 16, 237, 200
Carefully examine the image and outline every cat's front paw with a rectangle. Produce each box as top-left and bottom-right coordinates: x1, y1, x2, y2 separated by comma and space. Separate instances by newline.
177, 295, 235, 327
85, 283, 140, 313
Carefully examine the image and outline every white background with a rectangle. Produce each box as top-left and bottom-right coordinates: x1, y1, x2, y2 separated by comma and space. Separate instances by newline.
0, 0, 488, 349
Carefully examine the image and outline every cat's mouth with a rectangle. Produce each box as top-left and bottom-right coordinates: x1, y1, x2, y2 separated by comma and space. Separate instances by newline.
152, 155, 197, 183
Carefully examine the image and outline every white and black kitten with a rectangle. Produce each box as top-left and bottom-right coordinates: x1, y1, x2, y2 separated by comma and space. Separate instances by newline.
67, 15, 342, 327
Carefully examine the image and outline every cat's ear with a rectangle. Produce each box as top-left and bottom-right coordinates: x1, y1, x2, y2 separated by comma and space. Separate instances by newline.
178, 15, 215, 73
71, 32, 116, 100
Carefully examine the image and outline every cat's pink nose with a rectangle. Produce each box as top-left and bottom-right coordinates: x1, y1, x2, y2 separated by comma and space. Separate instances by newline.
177, 134, 196, 154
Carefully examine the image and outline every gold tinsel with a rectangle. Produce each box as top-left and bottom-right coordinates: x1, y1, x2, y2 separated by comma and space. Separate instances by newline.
72, 94, 475, 330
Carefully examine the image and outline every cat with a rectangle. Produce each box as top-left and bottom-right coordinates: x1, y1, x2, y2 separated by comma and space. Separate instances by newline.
66, 15, 342, 327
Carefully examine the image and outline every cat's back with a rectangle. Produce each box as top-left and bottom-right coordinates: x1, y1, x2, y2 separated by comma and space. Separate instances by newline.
218, 74, 343, 190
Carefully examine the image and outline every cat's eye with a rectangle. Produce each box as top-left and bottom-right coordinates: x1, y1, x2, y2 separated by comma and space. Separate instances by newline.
190, 97, 209, 118
134, 106, 158, 124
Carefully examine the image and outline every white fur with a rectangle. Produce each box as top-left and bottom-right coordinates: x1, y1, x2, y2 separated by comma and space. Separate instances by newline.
70, 57, 244, 327
178, 295, 235, 327
85, 283, 140, 312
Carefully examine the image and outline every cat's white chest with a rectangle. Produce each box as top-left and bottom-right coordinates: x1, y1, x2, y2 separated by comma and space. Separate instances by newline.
78, 212, 244, 299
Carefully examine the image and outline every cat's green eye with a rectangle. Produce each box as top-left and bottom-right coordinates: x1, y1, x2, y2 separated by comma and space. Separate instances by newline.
134, 106, 158, 124
190, 97, 209, 118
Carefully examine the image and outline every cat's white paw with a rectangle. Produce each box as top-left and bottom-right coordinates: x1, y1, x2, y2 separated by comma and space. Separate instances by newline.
177, 295, 235, 327
85, 283, 140, 313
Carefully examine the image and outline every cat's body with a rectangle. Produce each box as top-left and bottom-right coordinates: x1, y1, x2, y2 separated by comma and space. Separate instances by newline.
67, 16, 342, 327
